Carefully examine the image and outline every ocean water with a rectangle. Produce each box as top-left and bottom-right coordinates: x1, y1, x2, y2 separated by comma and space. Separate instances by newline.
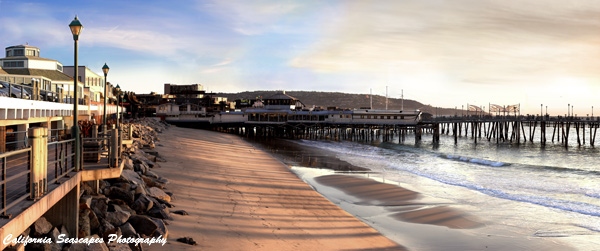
266, 125, 600, 249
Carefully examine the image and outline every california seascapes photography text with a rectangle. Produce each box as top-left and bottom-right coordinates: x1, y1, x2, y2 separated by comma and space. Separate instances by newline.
4, 234, 167, 247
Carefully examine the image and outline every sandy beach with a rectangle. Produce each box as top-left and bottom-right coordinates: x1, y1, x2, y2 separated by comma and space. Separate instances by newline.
147, 126, 404, 250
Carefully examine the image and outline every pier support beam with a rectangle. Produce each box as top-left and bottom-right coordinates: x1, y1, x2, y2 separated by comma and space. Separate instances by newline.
43, 184, 79, 238
29, 127, 48, 199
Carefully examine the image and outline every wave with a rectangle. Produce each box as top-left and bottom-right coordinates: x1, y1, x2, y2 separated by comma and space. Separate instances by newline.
294, 139, 600, 218
443, 155, 508, 167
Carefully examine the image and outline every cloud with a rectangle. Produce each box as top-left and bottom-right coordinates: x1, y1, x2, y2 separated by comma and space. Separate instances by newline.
290, 0, 600, 87
201, 0, 306, 35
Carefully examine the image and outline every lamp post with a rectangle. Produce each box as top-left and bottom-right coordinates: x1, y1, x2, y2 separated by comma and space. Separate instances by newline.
102, 63, 109, 125
69, 16, 83, 171
115, 84, 121, 131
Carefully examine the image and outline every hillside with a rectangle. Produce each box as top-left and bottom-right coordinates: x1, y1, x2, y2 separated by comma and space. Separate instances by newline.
215, 90, 461, 116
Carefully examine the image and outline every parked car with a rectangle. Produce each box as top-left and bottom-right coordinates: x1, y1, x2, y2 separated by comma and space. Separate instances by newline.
0, 81, 31, 99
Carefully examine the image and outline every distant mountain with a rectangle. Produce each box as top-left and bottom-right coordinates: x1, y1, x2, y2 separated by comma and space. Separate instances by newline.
215, 90, 463, 116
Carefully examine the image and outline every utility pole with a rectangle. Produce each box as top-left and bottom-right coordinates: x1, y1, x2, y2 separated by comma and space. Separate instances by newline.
370, 88, 373, 109
401, 89, 404, 111
385, 86, 388, 110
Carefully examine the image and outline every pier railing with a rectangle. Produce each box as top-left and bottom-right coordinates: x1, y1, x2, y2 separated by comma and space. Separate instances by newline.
0, 147, 31, 218
47, 139, 76, 184
0, 126, 126, 218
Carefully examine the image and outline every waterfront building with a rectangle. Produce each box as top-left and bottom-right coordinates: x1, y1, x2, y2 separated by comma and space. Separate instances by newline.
63, 66, 113, 104
164, 83, 204, 99
0, 45, 82, 102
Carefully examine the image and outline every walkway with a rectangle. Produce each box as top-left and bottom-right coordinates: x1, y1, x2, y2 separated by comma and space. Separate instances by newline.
148, 126, 404, 250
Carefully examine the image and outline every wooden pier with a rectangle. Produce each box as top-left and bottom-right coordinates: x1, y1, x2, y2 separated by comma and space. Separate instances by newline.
201, 116, 600, 148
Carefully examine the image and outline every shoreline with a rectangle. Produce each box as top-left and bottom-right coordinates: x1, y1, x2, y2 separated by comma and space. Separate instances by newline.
249, 136, 576, 251
148, 126, 403, 250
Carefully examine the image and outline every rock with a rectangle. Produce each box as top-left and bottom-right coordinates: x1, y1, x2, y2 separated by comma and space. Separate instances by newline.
120, 170, 144, 186
49, 227, 61, 244
106, 187, 135, 205
112, 182, 132, 191
123, 158, 134, 170
144, 170, 159, 179
150, 218, 168, 239
147, 207, 169, 219
147, 187, 171, 202
99, 180, 110, 191
31, 217, 53, 237
106, 242, 132, 251
80, 195, 93, 209
112, 204, 136, 216
105, 210, 131, 227
172, 210, 188, 216
91, 197, 109, 219
119, 223, 137, 238
131, 194, 154, 213
127, 215, 158, 237
78, 210, 91, 238
102, 226, 121, 245
133, 185, 146, 196
88, 209, 100, 233
176, 237, 197, 246
98, 219, 115, 240
142, 176, 166, 189
60, 225, 69, 238
154, 198, 173, 208
26, 242, 60, 251
66, 235, 109, 251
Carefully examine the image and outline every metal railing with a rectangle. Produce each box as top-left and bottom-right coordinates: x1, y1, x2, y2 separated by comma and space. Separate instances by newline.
82, 133, 114, 168
0, 147, 32, 218
5, 131, 28, 151
0, 126, 124, 218
48, 128, 68, 142
47, 139, 75, 184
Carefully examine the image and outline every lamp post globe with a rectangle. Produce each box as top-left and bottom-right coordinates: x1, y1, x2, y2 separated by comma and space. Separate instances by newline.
69, 16, 83, 171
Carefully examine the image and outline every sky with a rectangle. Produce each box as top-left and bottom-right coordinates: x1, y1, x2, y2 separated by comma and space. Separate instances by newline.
1, 0, 600, 115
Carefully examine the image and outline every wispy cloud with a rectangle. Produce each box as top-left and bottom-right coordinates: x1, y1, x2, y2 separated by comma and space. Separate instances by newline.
201, 0, 306, 35
290, 0, 600, 87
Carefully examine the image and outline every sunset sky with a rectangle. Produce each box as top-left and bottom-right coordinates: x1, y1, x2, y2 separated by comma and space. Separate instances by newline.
1, 0, 599, 115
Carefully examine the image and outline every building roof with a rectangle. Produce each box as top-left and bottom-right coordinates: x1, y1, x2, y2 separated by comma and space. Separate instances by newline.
0, 68, 7, 74
0, 56, 58, 62
2, 68, 73, 81
265, 92, 297, 100
6, 45, 39, 49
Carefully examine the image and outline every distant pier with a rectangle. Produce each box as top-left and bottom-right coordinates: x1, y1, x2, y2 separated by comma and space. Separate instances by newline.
194, 115, 600, 148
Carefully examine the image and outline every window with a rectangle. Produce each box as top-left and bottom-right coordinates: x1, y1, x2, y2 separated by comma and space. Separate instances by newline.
380, 116, 385, 119
14, 49, 24, 56
387, 116, 391, 119
57, 65, 63, 72
394, 116, 397, 119
3, 61, 24, 67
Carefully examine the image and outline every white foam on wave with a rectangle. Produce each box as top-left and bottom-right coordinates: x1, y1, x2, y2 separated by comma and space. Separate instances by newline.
445, 154, 508, 167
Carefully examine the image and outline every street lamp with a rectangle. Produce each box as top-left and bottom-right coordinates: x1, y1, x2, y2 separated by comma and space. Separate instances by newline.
102, 63, 109, 126
115, 84, 121, 131
69, 16, 83, 171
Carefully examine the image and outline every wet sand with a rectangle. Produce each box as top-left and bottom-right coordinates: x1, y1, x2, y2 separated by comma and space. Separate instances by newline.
147, 126, 404, 250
